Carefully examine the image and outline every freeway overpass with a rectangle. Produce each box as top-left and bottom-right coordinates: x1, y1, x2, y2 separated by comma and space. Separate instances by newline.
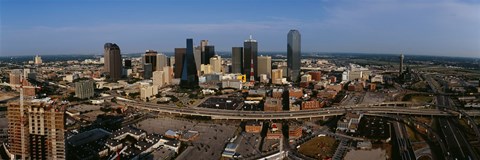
118, 99, 480, 120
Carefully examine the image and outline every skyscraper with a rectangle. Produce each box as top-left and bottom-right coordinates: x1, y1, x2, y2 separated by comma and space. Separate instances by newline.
180, 38, 199, 88
203, 46, 215, 65
231, 47, 243, 74
243, 35, 258, 81
104, 43, 122, 81
287, 30, 301, 82
156, 53, 168, 71
194, 46, 202, 74
174, 48, 186, 78
210, 55, 222, 73
143, 63, 153, 79
144, 50, 158, 72
8, 102, 65, 159
258, 55, 272, 78
399, 54, 404, 75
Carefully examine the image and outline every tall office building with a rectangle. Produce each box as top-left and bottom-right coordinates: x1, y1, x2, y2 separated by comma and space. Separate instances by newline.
258, 55, 272, 78
144, 50, 158, 71
243, 35, 258, 81
210, 55, 222, 73
124, 59, 132, 69
156, 53, 168, 71
104, 43, 122, 81
9, 69, 22, 85
34, 55, 42, 65
200, 40, 208, 53
203, 46, 215, 65
194, 46, 202, 74
174, 48, 186, 78
287, 30, 301, 82
231, 47, 243, 74
8, 102, 65, 159
153, 70, 165, 87
75, 80, 94, 99
143, 63, 153, 79
399, 54, 404, 75
180, 38, 199, 88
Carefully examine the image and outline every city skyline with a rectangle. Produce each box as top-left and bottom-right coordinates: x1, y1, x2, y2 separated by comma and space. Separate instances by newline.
1, 0, 479, 58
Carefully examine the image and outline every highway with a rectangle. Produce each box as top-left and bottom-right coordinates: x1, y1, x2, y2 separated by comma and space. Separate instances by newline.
393, 121, 415, 160
437, 95, 478, 160
114, 99, 480, 120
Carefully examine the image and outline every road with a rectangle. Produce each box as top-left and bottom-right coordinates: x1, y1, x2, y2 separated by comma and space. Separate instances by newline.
393, 121, 415, 160
117, 99, 476, 120
437, 95, 478, 160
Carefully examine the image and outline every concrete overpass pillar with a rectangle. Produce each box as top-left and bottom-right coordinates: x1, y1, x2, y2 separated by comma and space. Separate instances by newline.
323, 116, 325, 120
309, 117, 312, 121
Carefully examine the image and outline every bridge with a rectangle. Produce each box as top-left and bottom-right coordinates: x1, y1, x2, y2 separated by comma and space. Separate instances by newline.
118, 99, 480, 120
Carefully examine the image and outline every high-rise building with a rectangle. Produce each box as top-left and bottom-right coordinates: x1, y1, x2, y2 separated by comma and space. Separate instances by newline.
243, 35, 258, 81
168, 57, 175, 67
153, 70, 164, 87
272, 69, 283, 84
163, 66, 172, 85
180, 38, 199, 88
124, 59, 132, 69
200, 40, 208, 53
144, 50, 158, 72
143, 63, 153, 79
75, 80, 94, 99
9, 69, 22, 85
210, 55, 222, 73
203, 46, 215, 65
104, 43, 122, 81
8, 102, 66, 159
287, 30, 301, 82
257, 55, 272, 78
156, 53, 168, 71
34, 55, 42, 65
174, 48, 186, 78
231, 47, 243, 74
194, 46, 202, 75
399, 54, 404, 74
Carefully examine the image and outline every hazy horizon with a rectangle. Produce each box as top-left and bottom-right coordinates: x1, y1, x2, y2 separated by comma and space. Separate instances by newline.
1, 0, 479, 58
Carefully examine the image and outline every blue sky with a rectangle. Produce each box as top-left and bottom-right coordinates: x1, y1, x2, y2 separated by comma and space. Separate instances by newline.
1, 0, 479, 58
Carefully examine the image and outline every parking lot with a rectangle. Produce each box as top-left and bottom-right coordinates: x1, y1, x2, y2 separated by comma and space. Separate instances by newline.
136, 117, 238, 160
198, 97, 243, 110
235, 132, 262, 158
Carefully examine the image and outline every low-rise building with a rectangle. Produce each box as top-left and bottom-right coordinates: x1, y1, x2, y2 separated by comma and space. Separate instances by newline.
289, 88, 303, 98
140, 85, 158, 101
264, 98, 283, 112
266, 123, 282, 139
337, 112, 363, 133
75, 80, 95, 99
288, 126, 303, 139
245, 121, 263, 133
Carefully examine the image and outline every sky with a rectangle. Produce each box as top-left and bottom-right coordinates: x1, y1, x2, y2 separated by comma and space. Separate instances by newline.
1, 0, 479, 58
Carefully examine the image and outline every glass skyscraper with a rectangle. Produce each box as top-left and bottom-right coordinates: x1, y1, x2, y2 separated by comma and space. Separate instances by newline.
243, 36, 258, 81
287, 30, 301, 82
180, 38, 199, 88
231, 47, 243, 74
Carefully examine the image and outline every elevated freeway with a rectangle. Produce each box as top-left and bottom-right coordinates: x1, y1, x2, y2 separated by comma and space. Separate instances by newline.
117, 99, 480, 120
